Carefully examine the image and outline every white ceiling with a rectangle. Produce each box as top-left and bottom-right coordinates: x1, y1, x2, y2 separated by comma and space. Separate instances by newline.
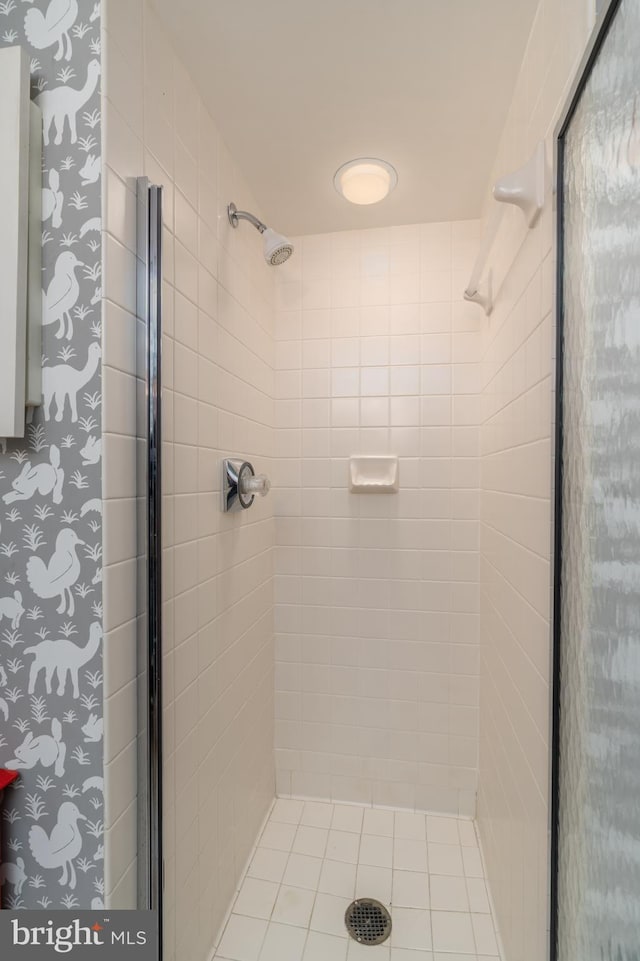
152, 0, 539, 236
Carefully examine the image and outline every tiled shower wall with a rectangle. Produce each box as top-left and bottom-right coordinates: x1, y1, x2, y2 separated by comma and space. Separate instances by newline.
477, 1, 599, 959
273, 223, 484, 815
102, 1, 276, 956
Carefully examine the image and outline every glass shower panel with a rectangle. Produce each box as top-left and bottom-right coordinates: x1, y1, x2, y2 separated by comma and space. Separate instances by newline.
558, 0, 640, 958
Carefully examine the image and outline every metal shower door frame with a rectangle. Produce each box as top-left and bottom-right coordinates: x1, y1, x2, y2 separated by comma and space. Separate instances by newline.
136, 177, 164, 959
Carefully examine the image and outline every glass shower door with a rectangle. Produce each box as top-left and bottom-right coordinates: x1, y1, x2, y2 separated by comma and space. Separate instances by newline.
555, 0, 640, 958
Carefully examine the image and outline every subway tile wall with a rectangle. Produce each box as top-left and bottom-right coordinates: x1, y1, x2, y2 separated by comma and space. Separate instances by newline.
476, 1, 598, 960
272, 223, 484, 816
102, 1, 276, 958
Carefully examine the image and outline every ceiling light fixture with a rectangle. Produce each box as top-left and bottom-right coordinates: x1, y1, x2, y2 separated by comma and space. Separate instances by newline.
333, 158, 398, 205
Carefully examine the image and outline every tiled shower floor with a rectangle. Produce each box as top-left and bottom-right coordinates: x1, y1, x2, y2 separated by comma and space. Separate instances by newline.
213, 799, 501, 961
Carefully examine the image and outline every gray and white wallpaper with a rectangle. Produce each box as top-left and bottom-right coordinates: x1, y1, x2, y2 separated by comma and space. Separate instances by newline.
0, 0, 103, 910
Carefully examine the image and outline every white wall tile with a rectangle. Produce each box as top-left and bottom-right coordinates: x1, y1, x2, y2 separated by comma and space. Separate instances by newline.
103, 1, 275, 952
274, 222, 481, 816
475, 3, 595, 960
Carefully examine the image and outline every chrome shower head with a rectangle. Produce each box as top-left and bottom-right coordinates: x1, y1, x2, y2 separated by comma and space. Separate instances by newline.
227, 202, 294, 266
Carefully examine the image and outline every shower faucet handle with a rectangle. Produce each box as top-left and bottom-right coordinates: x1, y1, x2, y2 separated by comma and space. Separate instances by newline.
241, 472, 271, 498
222, 458, 271, 512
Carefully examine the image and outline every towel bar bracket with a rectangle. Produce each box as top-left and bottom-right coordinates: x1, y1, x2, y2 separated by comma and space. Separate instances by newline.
493, 140, 546, 227
463, 141, 546, 316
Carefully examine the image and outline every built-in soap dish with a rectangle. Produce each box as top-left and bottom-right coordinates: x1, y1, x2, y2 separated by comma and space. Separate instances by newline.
349, 456, 399, 493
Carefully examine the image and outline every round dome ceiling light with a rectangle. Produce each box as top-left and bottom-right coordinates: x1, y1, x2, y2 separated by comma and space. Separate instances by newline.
334, 158, 398, 206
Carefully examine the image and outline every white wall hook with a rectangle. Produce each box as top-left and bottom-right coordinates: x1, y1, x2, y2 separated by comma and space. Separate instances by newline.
464, 272, 493, 316
493, 140, 546, 227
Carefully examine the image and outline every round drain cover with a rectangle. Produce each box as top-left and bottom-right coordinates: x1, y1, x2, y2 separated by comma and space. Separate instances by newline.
345, 898, 392, 945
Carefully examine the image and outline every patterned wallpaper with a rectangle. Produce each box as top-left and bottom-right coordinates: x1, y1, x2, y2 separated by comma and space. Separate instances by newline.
0, 0, 103, 910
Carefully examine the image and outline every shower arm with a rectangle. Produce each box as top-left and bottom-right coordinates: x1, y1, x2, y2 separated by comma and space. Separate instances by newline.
228, 203, 267, 234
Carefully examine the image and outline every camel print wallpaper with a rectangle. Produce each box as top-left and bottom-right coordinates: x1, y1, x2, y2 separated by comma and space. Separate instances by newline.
0, 0, 103, 910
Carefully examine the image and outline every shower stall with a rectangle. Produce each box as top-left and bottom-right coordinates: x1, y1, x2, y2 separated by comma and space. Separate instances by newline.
0, 0, 628, 960
103, 0, 640, 961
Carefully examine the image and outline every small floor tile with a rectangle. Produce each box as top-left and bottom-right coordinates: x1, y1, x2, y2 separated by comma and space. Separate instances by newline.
429, 874, 468, 912
356, 864, 393, 904
433, 955, 478, 961
360, 834, 393, 868
283, 853, 323, 891
432, 911, 475, 954
293, 825, 329, 858
271, 798, 305, 825
332, 804, 365, 834
303, 931, 348, 961
272, 885, 315, 928
258, 923, 307, 961
248, 847, 288, 883
394, 838, 428, 873
391, 950, 434, 961
394, 812, 427, 841
302, 801, 334, 828
319, 859, 357, 899
217, 915, 268, 961
465, 878, 489, 914
426, 816, 460, 846
427, 843, 464, 877
363, 807, 395, 837
391, 908, 432, 951
310, 892, 352, 938
462, 846, 483, 879
457, 820, 477, 847
326, 829, 361, 863
392, 870, 430, 910
234, 877, 279, 920
261, 821, 297, 853
348, 939, 391, 960
471, 914, 499, 955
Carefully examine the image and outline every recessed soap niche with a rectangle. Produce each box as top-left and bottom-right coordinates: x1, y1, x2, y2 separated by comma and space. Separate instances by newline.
349, 456, 399, 493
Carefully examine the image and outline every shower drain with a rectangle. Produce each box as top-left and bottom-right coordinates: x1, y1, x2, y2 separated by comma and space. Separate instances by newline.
345, 898, 392, 945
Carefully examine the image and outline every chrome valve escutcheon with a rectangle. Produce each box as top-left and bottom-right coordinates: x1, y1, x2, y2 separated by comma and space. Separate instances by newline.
222, 459, 271, 512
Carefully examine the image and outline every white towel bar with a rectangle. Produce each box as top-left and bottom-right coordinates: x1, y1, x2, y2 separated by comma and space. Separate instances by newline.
464, 141, 546, 315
